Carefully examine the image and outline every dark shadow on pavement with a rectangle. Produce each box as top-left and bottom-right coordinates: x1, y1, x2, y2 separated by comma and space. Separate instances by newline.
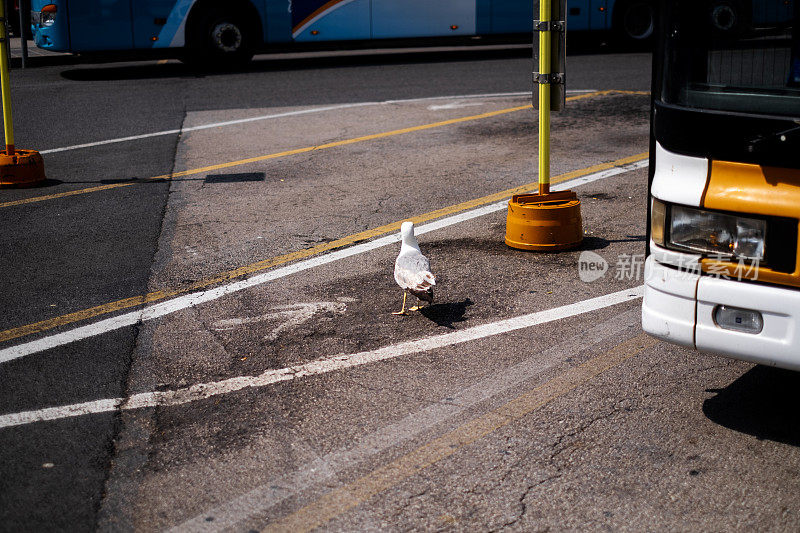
618, 234, 647, 242
96, 173, 264, 185
56, 32, 646, 82
204, 172, 265, 184
581, 235, 646, 251
420, 298, 473, 329
581, 237, 610, 251
59, 46, 533, 82
703, 365, 800, 447
1, 178, 64, 189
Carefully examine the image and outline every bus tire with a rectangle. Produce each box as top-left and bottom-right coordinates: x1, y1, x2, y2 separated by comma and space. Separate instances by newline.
613, 0, 655, 46
706, 0, 748, 38
184, 6, 256, 69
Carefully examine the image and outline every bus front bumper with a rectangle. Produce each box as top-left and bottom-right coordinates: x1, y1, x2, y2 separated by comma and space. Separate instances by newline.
642, 255, 800, 371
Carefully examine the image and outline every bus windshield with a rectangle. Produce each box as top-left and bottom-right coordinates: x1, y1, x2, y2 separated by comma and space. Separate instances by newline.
662, 0, 800, 119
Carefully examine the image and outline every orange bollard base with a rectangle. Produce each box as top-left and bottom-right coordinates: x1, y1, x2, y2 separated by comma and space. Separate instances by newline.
505, 190, 583, 251
0, 149, 46, 187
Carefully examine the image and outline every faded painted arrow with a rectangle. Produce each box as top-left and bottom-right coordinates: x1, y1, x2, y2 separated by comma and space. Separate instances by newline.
212, 298, 356, 340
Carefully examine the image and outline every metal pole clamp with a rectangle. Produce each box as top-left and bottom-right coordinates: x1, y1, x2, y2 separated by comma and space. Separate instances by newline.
533, 72, 565, 85
533, 20, 565, 32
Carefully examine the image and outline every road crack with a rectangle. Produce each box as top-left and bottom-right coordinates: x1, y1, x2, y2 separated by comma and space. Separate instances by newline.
95, 100, 189, 532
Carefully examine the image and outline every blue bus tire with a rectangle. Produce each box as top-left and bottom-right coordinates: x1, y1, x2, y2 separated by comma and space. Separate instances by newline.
183, 5, 257, 69
706, 0, 749, 39
613, 0, 655, 46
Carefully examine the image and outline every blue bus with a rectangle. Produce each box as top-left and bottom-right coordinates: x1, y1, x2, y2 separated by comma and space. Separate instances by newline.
29, 1, 774, 65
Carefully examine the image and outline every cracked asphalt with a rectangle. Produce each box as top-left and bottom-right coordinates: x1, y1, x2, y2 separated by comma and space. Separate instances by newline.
1, 44, 799, 531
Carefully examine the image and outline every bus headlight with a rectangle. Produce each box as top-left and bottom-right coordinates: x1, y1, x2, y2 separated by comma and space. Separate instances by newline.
651, 199, 766, 260
39, 4, 57, 27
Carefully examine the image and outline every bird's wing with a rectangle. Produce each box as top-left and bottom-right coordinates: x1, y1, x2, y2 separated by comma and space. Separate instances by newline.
394, 252, 435, 290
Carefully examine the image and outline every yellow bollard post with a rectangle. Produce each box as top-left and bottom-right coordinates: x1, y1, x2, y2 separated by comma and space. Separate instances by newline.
0, 0, 45, 187
505, 0, 582, 251
538, 0, 550, 196
0, 0, 15, 156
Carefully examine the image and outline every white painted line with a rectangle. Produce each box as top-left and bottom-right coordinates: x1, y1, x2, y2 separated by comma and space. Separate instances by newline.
39, 90, 596, 155
427, 102, 484, 111
0, 286, 643, 430
0, 158, 647, 366
170, 308, 642, 533
383, 89, 596, 104
38, 103, 373, 155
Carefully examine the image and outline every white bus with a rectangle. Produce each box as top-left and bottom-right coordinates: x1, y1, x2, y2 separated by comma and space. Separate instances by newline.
642, 0, 800, 369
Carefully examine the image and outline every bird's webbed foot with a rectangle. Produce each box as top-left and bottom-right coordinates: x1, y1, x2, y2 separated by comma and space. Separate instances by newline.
393, 292, 409, 316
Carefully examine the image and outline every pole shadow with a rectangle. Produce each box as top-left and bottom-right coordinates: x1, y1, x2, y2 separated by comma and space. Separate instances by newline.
0, 178, 63, 189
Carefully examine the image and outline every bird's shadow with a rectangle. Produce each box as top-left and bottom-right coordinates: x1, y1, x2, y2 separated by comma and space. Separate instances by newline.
420, 298, 473, 329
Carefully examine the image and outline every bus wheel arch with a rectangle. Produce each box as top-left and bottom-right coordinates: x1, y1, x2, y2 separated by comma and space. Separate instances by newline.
184, 0, 263, 67
613, 0, 655, 45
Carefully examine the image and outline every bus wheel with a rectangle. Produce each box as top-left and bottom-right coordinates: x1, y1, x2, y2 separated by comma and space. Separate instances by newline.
707, 0, 747, 38
185, 8, 255, 69
614, 0, 655, 46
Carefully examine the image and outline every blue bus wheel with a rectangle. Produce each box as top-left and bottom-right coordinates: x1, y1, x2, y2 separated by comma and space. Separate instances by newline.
614, 0, 655, 45
706, 0, 748, 39
185, 7, 255, 69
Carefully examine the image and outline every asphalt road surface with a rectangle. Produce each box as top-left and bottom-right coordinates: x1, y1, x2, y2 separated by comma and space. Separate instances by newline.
2, 42, 799, 532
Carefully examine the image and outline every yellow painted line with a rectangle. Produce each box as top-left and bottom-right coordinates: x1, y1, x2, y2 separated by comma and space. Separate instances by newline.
1, 182, 140, 207
0, 150, 648, 345
263, 333, 659, 533
0, 90, 649, 210
0, 106, 531, 209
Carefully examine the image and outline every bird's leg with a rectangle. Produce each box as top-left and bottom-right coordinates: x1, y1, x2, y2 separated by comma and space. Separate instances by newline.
392, 292, 408, 315
410, 294, 433, 312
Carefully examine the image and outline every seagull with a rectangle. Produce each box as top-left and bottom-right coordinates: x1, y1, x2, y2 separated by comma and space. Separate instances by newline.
393, 221, 436, 315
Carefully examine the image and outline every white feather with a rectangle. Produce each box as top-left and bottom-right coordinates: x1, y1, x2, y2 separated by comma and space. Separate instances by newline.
394, 222, 436, 292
